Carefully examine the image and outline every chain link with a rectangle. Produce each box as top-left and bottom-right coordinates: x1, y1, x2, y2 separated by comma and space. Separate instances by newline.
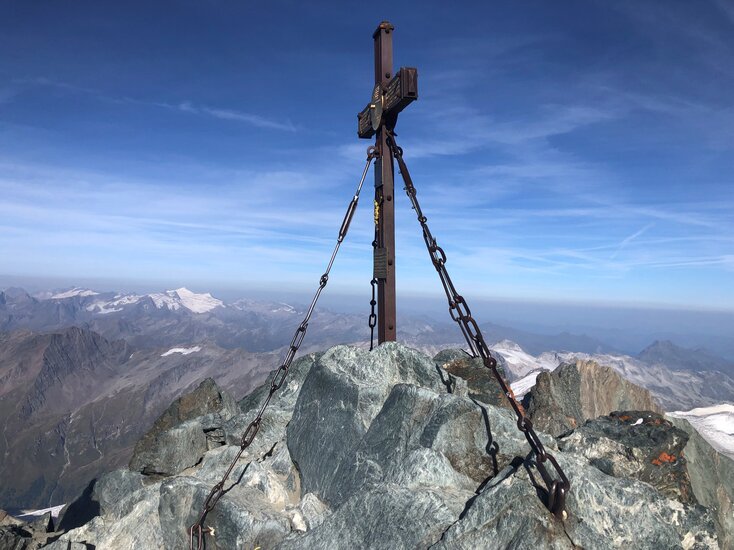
188, 148, 378, 549
368, 278, 378, 350
368, 192, 381, 351
386, 130, 570, 519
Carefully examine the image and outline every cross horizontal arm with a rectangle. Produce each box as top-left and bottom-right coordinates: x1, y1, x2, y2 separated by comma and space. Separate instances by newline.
358, 67, 419, 139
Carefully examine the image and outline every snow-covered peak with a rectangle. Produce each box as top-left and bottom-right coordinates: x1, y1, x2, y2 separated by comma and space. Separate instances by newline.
492, 340, 558, 380
149, 288, 223, 313
51, 287, 99, 299
493, 339, 523, 352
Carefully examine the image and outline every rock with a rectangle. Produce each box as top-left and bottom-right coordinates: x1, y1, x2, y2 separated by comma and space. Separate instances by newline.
129, 378, 237, 477
287, 344, 453, 505
45, 343, 727, 550
434, 454, 718, 549
294, 493, 329, 531
326, 383, 554, 509
0, 512, 54, 549
92, 469, 146, 520
0, 509, 23, 527
431, 465, 571, 549
26, 512, 52, 535
55, 479, 99, 533
0, 525, 32, 550
222, 353, 322, 457
559, 411, 696, 503
669, 416, 734, 549
525, 359, 663, 436
54, 483, 164, 550
41, 541, 89, 550
277, 485, 464, 550
433, 348, 513, 410
158, 476, 291, 550
132, 419, 208, 476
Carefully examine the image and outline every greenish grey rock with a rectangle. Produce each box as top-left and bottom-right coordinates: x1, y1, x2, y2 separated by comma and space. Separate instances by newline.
287, 343, 449, 505
433, 348, 512, 409
559, 411, 696, 504
92, 469, 146, 520
277, 485, 465, 550
130, 419, 207, 477
46, 343, 728, 550
434, 454, 718, 550
129, 377, 238, 477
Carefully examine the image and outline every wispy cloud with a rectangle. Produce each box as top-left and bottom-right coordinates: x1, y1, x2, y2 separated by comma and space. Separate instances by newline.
611, 223, 655, 259
9, 77, 298, 133
171, 101, 297, 132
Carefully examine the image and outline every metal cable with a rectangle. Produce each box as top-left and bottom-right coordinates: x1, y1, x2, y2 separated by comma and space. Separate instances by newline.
386, 129, 570, 519
188, 147, 378, 549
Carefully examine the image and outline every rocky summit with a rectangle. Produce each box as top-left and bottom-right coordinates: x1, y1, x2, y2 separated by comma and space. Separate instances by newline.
16, 343, 732, 549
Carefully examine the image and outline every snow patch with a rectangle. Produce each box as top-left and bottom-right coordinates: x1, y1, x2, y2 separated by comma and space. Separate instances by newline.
86, 294, 143, 314
51, 288, 99, 299
161, 346, 202, 357
669, 404, 734, 460
270, 303, 296, 314
17, 504, 65, 519
510, 370, 543, 398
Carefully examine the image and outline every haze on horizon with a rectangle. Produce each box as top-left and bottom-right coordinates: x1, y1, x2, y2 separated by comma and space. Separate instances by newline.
1, 2, 733, 315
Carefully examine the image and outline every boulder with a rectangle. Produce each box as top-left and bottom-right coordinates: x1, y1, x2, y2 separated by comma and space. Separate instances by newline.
129, 378, 238, 477
559, 411, 696, 503
434, 454, 718, 549
287, 344, 453, 505
525, 359, 663, 436
433, 348, 513, 410
0, 525, 33, 550
92, 469, 147, 520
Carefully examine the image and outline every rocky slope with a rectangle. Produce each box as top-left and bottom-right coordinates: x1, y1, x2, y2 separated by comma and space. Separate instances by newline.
30, 343, 730, 549
0, 327, 282, 510
496, 343, 734, 412
524, 359, 663, 436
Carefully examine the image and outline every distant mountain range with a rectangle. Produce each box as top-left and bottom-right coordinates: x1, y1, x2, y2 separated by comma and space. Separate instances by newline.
1, 285, 732, 512
0, 286, 623, 355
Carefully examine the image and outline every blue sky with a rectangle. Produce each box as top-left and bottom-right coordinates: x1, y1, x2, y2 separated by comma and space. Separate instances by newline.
1, 1, 733, 310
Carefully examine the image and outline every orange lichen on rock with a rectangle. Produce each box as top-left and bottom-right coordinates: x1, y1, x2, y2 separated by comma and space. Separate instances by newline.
651, 452, 677, 466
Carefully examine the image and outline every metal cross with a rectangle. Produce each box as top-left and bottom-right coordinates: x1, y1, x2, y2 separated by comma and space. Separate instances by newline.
357, 21, 418, 343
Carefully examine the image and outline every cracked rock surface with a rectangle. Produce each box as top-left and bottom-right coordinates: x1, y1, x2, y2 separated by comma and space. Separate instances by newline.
45, 343, 728, 549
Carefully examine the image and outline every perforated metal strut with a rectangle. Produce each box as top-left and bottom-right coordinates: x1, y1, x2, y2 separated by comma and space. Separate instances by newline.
386, 129, 570, 519
188, 147, 378, 550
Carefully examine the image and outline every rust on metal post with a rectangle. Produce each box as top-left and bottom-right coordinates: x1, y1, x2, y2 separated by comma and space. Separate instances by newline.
374, 21, 396, 343
357, 21, 418, 345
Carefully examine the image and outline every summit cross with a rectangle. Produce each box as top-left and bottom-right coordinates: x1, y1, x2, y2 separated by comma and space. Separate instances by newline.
357, 20, 418, 344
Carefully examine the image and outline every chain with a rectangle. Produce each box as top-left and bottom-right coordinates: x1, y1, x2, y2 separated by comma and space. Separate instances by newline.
368, 278, 378, 350
188, 147, 378, 549
385, 130, 570, 520
368, 196, 380, 350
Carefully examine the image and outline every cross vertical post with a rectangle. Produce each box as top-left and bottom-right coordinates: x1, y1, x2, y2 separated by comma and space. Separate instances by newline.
374, 21, 397, 343
357, 21, 418, 346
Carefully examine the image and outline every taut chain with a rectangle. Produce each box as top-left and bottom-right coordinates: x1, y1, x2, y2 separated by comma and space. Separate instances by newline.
188, 147, 378, 549
386, 129, 570, 519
